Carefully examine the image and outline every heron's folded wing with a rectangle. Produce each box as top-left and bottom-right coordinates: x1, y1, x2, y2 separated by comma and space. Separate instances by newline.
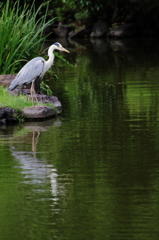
8, 57, 45, 90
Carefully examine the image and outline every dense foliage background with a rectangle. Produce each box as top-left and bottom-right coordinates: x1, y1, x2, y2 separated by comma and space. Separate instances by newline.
1, 0, 159, 74
0, 0, 158, 28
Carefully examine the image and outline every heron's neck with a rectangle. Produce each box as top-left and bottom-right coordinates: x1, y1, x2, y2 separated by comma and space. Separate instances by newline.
45, 46, 55, 72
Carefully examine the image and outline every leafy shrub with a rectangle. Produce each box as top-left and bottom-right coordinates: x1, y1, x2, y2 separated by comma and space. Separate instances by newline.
0, 0, 54, 74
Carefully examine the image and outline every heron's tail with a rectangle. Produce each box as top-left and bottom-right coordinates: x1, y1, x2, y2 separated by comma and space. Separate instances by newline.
8, 78, 18, 91
8, 84, 17, 91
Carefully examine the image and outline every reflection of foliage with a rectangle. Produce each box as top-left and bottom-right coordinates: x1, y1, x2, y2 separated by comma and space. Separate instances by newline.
35, 45, 159, 237
36, 42, 159, 193
1, 41, 159, 240
48, 41, 159, 125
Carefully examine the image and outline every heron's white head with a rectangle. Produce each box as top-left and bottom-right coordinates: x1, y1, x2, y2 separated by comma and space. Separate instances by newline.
53, 42, 70, 53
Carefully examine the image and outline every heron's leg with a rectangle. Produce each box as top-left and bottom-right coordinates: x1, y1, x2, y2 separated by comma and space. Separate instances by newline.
30, 81, 34, 106
30, 81, 40, 106
32, 81, 39, 105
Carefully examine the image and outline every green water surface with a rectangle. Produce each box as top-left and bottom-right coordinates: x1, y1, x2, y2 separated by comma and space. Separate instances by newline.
1, 38, 159, 240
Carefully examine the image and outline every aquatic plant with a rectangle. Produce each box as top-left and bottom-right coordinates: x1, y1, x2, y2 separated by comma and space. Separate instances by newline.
0, 0, 54, 74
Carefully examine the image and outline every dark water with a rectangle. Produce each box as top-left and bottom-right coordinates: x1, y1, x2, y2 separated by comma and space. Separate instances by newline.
1, 38, 159, 240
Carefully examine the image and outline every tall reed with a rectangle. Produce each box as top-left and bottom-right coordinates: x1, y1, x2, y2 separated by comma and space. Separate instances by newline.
0, 0, 54, 74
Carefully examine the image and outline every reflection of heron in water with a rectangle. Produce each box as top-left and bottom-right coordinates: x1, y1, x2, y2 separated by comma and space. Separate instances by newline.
32, 130, 40, 153
25, 119, 62, 153
9, 120, 62, 197
11, 148, 60, 198
0, 119, 67, 198
8, 42, 69, 105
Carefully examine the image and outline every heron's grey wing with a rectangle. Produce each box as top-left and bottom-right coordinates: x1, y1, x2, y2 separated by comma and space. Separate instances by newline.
8, 57, 45, 91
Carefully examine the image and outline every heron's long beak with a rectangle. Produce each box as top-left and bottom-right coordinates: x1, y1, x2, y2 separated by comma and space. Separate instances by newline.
60, 46, 70, 53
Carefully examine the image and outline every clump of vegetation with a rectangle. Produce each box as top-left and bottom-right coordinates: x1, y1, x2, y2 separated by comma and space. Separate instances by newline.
0, 0, 54, 74
0, 86, 34, 111
0, 86, 57, 112
40, 82, 53, 96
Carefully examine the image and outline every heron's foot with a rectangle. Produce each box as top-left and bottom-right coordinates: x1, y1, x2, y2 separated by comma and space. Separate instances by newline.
34, 94, 40, 106
36, 100, 40, 106
31, 99, 34, 107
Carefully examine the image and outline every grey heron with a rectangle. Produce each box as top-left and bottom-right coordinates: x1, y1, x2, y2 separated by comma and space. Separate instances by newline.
8, 42, 69, 106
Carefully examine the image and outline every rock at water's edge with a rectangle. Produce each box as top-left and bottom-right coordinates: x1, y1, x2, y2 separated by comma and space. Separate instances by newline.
109, 23, 141, 38
22, 105, 55, 119
90, 20, 109, 37
0, 74, 63, 123
0, 106, 21, 123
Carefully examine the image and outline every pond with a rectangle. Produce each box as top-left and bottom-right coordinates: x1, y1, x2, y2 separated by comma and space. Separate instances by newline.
1, 37, 159, 240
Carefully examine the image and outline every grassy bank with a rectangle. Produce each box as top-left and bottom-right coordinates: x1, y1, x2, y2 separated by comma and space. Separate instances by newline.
0, 86, 35, 111
0, 86, 56, 112
0, 0, 54, 74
